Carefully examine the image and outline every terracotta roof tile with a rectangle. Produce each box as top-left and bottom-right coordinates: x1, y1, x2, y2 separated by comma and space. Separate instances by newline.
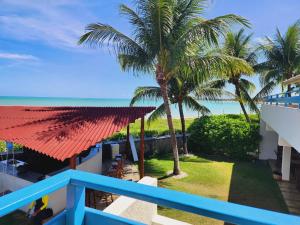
0, 106, 155, 161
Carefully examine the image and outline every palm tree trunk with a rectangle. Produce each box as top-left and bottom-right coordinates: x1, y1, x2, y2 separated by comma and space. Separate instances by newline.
178, 101, 188, 155
235, 85, 250, 123
160, 82, 181, 175
156, 66, 180, 175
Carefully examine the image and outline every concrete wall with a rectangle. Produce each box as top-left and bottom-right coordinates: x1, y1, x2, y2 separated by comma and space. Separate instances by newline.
113, 134, 188, 158
48, 150, 102, 214
76, 150, 102, 174
47, 187, 66, 215
0, 172, 32, 212
0, 151, 102, 215
259, 120, 278, 160
104, 176, 191, 225
0, 172, 65, 214
261, 104, 300, 153
152, 215, 191, 225
104, 176, 157, 225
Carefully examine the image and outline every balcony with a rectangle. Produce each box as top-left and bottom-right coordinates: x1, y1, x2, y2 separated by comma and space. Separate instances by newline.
261, 89, 300, 153
0, 170, 299, 225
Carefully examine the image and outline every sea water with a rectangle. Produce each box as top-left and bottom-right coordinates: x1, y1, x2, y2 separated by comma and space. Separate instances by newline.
0, 96, 244, 118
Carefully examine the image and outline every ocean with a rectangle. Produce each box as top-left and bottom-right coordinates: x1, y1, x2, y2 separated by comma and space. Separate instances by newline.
0, 96, 244, 118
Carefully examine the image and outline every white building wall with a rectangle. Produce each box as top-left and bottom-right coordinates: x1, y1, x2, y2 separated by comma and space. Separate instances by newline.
259, 120, 278, 160
261, 104, 300, 153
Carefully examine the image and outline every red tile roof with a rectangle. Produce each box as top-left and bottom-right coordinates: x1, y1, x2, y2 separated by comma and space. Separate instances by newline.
0, 106, 155, 161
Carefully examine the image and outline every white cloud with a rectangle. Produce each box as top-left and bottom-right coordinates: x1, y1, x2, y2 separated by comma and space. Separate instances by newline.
0, 0, 95, 50
0, 52, 39, 61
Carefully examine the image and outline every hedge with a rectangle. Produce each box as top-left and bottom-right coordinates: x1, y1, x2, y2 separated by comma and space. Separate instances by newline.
187, 114, 261, 160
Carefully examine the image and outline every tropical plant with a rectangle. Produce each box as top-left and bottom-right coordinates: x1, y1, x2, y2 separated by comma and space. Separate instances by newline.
256, 20, 300, 93
78, 0, 249, 175
213, 29, 257, 122
130, 73, 227, 155
188, 114, 261, 160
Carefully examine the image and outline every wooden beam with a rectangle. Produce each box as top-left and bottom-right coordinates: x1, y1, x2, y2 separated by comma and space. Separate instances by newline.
139, 117, 145, 178
126, 125, 130, 160
69, 155, 77, 170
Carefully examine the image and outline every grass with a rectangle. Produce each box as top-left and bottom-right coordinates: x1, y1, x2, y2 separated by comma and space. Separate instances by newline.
109, 118, 196, 140
128, 118, 195, 134
145, 155, 288, 225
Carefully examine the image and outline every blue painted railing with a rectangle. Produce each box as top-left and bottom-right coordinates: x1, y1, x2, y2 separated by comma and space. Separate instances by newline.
0, 170, 299, 225
265, 89, 300, 108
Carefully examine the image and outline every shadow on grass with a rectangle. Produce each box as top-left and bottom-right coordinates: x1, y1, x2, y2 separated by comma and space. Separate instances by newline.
144, 159, 168, 178
225, 161, 288, 225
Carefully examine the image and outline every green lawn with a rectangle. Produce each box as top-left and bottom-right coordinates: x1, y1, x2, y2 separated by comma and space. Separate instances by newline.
145, 155, 288, 225
109, 118, 196, 140
127, 118, 195, 134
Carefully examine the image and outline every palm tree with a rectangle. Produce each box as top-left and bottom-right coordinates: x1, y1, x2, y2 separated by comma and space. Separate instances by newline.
130, 74, 226, 155
78, 0, 249, 175
256, 20, 300, 93
216, 29, 257, 122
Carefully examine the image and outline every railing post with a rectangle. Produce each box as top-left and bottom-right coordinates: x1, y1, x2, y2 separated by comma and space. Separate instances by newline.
69, 155, 77, 169
276, 94, 279, 106
285, 93, 288, 107
270, 95, 272, 105
139, 116, 145, 178
126, 125, 131, 159
66, 183, 85, 225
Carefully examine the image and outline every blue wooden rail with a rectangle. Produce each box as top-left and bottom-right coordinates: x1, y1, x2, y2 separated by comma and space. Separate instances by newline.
0, 170, 299, 225
265, 89, 300, 108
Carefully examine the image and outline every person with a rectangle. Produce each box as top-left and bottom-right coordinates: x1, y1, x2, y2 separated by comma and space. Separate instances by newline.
27, 176, 53, 225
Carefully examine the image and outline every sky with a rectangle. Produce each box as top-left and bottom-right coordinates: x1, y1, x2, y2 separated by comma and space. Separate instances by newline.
0, 0, 299, 99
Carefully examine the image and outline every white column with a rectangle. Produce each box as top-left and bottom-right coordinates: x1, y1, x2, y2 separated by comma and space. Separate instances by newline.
282, 146, 291, 181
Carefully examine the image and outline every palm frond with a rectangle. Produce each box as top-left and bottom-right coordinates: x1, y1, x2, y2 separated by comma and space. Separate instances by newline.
183, 96, 211, 115
239, 84, 259, 113
118, 54, 153, 73
240, 78, 256, 94
130, 86, 162, 106
78, 23, 146, 57
147, 103, 166, 125
253, 81, 276, 101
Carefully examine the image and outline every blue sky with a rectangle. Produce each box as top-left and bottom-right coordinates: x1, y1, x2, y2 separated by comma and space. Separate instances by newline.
0, 0, 299, 98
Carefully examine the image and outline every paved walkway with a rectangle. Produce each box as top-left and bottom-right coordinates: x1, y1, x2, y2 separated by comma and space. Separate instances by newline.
277, 181, 300, 215
269, 160, 300, 215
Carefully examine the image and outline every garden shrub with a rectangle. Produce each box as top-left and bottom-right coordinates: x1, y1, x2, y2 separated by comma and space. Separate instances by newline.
187, 114, 261, 160
0, 141, 23, 153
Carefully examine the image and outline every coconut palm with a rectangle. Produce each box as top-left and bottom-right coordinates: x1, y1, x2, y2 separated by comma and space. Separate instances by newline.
78, 0, 249, 175
256, 20, 300, 93
130, 74, 227, 155
214, 29, 257, 122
